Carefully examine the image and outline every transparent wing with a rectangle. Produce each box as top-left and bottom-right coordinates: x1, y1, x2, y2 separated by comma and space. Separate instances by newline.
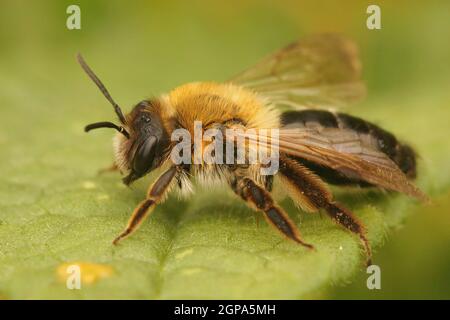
229, 34, 366, 110
238, 128, 428, 201
279, 127, 394, 167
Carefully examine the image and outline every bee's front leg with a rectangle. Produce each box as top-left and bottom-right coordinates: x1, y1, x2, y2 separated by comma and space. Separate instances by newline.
112, 166, 178, 245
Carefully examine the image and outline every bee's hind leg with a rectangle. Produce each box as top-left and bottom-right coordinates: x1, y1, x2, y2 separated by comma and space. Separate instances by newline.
112, 166, 178, 245
230, 176, 314, 250
279, 156, 372, 266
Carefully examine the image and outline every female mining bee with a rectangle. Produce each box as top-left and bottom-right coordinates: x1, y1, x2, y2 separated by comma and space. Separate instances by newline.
78, 34, 427, 265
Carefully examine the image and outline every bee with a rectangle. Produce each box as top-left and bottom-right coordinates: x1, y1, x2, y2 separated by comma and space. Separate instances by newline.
78, 34, 427, 265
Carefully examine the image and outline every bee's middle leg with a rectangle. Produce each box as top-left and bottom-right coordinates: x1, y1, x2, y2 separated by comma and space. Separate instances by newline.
112, 166, 178, 245
230, 176, 314, 249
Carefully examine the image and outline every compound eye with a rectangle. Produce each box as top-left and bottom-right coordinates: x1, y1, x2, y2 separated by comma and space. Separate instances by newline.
133, 136, 157, 175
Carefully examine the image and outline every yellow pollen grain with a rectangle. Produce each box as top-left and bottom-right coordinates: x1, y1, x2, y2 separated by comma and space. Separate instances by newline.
56, 261, 114, 285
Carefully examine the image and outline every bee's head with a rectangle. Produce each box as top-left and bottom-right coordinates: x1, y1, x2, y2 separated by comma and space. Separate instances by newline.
78, 54, 169, 185
113, 100, 169, 185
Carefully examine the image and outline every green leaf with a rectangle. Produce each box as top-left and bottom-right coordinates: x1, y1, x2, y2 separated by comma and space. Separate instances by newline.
0, 68, 448, 299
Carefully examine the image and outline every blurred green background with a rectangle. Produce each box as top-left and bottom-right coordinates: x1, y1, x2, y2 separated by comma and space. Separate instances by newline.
0, 0, 449, 299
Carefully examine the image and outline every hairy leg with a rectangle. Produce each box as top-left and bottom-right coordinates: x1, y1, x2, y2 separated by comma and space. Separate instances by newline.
279, 156, 372, 265
230, 176, 314, 249
113, 166, 178, 245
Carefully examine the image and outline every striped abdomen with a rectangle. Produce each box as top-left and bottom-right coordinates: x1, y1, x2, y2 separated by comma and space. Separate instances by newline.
281, 110, 417, 186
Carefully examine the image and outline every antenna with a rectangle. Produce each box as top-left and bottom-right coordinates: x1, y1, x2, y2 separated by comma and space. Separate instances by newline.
84, 121, 130, 138
77, 53, 127, 124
